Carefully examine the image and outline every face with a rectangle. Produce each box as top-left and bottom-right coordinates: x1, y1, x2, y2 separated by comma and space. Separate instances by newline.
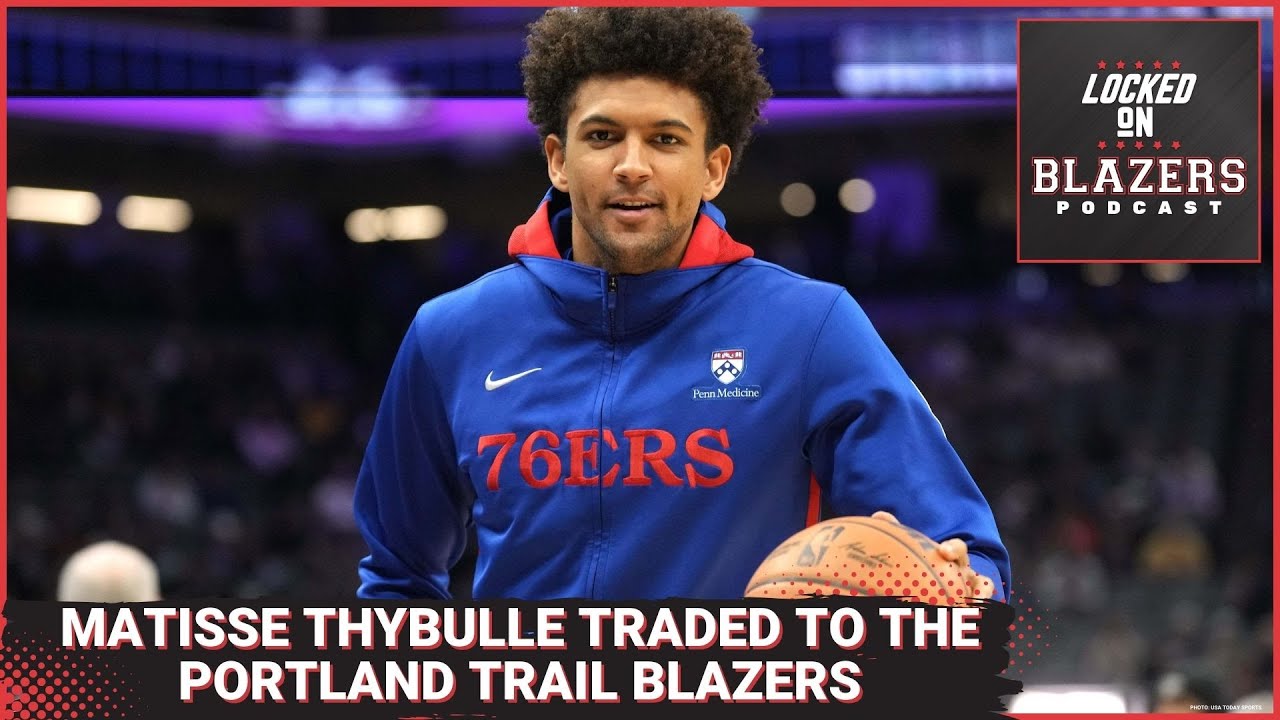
545, 76, 731, 275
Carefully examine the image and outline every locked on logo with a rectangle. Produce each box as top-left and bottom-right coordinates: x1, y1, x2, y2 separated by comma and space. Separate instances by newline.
1017, 20, 1259, 262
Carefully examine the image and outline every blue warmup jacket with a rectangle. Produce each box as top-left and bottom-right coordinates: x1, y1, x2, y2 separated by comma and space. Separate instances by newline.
356, 190, 1011, 601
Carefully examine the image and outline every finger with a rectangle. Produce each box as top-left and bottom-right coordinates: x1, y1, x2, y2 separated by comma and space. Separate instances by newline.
871, 510, 900, 525
937, 538, 972, 566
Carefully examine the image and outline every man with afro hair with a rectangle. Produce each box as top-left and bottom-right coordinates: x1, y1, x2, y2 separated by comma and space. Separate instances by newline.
356, 8, 1010, 602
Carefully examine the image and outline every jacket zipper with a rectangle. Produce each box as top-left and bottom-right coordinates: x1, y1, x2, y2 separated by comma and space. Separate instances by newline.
591, 274, 619, 598
607, 274, 618, 338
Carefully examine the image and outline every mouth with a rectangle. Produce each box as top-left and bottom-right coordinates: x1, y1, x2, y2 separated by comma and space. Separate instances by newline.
606, 200, 661, 221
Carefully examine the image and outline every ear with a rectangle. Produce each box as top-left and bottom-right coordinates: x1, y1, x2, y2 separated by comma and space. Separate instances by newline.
545, 134, 570, 192
702, 144, 732, 201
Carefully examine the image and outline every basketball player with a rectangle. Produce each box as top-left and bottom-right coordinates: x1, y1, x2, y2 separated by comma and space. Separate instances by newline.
355, 8, 1010, 601
57, 540, 161, 602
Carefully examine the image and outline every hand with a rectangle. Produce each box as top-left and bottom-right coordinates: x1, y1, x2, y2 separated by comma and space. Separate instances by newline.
871, 511, 996, 600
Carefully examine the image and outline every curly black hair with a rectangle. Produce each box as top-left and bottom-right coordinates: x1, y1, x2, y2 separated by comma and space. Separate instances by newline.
521, 7, 772, 172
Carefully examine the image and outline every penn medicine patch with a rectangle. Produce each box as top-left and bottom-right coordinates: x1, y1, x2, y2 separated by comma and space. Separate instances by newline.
711, 349, 745, 385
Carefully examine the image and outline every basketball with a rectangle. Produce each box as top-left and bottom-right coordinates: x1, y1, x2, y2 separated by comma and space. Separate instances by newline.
744, 515, 971, 605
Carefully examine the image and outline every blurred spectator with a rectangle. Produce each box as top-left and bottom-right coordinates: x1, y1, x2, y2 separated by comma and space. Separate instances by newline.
1156, 433, 1223, 524
1136, 518, 1213, 580
136, 457, 203, 529
1080, 610, 1149, 685
312, 458, 360, 534
234, 399, 302, 476
1049, 315, 1120, 385
1151, 671, 1225, 713
57, 541, 161, 602
1031, 540, 1110, 616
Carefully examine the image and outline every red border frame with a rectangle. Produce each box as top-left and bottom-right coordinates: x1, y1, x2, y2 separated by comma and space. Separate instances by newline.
0, 4, 1274, 720
1015, 17, 1264, 264
1, 4, 9, 615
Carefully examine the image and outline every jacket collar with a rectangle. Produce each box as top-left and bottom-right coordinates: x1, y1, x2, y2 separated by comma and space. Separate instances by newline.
506, 189, 754, 337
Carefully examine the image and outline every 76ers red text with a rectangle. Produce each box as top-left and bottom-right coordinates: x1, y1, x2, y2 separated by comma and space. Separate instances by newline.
477, 428, 733, 490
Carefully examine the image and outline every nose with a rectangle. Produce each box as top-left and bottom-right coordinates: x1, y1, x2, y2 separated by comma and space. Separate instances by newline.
613, 136, 652, 185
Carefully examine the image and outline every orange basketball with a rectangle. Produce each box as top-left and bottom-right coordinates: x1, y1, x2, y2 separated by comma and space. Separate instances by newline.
744, 515, 971, 605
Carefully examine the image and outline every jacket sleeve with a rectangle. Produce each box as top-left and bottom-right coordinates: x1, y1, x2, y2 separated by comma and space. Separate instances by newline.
355, 308, 473, 599
801, 291, 1011, 601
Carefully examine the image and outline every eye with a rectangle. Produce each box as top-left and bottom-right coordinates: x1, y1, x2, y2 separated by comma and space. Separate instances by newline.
586, 130, 614, 142
655, 134, 681, 145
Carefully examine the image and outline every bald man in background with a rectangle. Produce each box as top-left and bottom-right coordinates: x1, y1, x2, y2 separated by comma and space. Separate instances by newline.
57, 540, 161, 602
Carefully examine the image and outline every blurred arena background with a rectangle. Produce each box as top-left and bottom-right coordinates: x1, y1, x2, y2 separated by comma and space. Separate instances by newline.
6, 6, 1273, 713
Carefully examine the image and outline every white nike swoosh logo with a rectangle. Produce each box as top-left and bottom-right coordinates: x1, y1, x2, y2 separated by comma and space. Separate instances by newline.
485, 367, 543, 391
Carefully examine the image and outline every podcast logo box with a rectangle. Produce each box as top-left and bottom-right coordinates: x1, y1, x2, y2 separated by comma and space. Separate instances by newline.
1017, 20, 1260, 262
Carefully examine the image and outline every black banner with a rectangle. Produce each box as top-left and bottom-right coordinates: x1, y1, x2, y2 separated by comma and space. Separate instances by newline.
2, 598, 1020, 719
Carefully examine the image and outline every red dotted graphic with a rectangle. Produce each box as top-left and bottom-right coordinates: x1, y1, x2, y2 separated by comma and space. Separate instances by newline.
747, 555, 979, 606
1002, 585, 1058, 678
1, 633, 139, 719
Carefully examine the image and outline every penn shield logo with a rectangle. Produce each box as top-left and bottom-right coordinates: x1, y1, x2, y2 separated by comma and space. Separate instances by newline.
711, 349, 745, 385
695, 348, 761, 401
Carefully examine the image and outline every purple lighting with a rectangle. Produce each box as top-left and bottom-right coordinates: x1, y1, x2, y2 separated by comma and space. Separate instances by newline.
7, 97, 536, 148
7, 97, 1012, 148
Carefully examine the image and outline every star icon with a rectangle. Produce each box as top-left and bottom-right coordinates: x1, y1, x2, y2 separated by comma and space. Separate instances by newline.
1134, 140, 1145, 149
1153, 60, 1163, 69
1171, 140, 1181, 150
1171, 60, 1181, 70
1134, 60, 1145, 70
1098, 140, 1108, 149
1153, 140, 1163, 150
1097, 60, 1107, 70
1116, 140, 1126, 150
1116, 60, 1127, 70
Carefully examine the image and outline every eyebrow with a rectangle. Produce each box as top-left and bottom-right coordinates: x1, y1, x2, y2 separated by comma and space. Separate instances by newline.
576, 114, 694, 134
